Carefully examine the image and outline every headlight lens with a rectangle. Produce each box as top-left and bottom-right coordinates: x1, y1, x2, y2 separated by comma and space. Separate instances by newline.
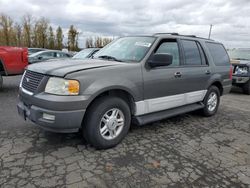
45, 77, 80, 95
235, 66, 248, 75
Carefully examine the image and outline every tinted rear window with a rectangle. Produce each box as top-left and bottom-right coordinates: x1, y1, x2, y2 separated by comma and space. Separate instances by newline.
206, 43, 230, 66
182, 40, 203, 65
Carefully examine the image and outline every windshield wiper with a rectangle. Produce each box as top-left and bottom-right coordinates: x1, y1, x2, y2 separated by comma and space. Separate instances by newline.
98, 55, 123, 62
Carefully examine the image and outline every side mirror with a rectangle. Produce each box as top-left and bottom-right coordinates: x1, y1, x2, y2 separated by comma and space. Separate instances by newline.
148, 53, 173, 67
38, 56, 43, 60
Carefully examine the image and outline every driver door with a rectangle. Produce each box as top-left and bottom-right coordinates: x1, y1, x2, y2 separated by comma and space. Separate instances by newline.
141, 38, 189, 115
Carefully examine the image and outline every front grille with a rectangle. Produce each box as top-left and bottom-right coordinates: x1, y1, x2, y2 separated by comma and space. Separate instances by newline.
22, 70, 44, 93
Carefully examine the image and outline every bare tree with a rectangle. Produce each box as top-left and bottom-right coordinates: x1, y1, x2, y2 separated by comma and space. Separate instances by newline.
22, 14, 33, 47
34, 17, 49, 48
85, 37, 94, 48
0, 14, 14, 46
15, 23, 22, 46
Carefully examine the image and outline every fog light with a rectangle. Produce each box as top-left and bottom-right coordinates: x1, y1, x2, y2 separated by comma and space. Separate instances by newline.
42, 113, 55, 121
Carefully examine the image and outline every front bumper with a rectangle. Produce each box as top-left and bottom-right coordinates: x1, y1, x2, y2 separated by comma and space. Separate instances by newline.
17, 88, 89, 133
232, 76, 249, 84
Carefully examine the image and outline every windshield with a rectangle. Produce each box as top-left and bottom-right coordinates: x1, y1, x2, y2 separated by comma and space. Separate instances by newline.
94, 36, 156, 62
73, 49, 95, 59
228, 49, 250, 61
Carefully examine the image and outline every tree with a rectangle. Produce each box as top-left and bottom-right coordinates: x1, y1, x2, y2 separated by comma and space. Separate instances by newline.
88, 36, 113, 48
0, 14, 14, 46
85, 37, 94, 48
34, 17, 49, 48
67, 25, 79, 51
48, 26, 55, 49
102, 37, 113, 47
22, 14, 33, 47
94, 36, 102, 48
15, 23, 22, 46
55, 26, 63, 50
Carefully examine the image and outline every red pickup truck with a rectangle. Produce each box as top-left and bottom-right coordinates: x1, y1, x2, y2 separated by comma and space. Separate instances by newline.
0, 46, 28, 89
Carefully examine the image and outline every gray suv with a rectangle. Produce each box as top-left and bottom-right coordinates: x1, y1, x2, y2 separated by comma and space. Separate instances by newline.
17, 33, 232, 149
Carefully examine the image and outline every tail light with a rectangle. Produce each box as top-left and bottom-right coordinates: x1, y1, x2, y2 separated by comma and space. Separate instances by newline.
229, 65, 233, 80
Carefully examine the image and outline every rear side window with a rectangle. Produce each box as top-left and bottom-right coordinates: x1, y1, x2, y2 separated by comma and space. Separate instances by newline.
181, 40, 204, 66
42, 52, 54, 58
206, 43, 230, 66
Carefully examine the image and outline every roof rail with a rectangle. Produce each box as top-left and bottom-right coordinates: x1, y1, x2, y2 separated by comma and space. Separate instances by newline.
154, 33, 179, 35
153, 33, 213, 40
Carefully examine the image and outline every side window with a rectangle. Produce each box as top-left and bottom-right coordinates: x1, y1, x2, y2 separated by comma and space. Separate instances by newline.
182, 40, 206, 66
58, 53, 69, 57
206, 42, 230, 66
182, 40, 203, 66
155, 41, 180, 66
42, 52, 54, 58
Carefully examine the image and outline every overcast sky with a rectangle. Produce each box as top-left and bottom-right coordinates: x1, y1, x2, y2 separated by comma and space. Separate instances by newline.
0, 0, 249, 48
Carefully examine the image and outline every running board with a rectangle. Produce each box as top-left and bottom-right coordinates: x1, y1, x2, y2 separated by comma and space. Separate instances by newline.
132, 103, 204, 126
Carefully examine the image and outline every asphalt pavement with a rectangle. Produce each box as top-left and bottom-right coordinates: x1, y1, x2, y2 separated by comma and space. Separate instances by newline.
0, 75, 249, 187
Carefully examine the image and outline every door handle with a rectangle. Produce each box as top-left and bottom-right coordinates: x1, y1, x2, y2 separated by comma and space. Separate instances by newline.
174, 72, 182, 78
205, 70, 211, 75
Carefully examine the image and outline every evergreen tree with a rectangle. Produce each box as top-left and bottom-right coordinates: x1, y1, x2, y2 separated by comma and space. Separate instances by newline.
48, 26, 55, 49
55, 26, 63, 50
67, 25, 79, 51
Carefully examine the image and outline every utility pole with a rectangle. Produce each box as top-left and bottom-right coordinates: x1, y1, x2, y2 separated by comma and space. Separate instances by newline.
208, 24, 213, 39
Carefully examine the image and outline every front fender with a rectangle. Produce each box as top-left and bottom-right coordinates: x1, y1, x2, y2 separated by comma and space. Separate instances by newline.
83, 77, 141, 105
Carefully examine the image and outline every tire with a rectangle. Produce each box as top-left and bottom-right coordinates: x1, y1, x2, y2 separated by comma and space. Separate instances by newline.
83, 96, 131, 149
201, 86, 220, 117
243, 80, 250, 95
0, 75, 3, 90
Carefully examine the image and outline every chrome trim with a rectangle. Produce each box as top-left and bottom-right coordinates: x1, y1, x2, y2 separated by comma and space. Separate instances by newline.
135, 90, 207, 116
21, 87, 34, 96
19, 70, 26, 88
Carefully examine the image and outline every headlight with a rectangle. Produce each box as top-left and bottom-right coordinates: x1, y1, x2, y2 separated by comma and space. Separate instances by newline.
45, 77, 80, 95
235, 66, 248, 75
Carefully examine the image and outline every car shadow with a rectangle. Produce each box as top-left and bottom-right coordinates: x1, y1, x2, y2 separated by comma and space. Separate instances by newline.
230, 86, 244, 94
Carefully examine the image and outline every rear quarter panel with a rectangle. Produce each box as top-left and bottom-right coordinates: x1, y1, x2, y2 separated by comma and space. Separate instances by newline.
201, 41, 232, 94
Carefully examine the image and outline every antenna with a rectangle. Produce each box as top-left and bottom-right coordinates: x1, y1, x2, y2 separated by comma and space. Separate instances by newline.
208, 24, 213, 39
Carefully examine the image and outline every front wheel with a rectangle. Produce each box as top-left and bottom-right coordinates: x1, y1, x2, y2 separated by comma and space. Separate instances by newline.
83, 96, 131, 149
201, 86, 220, 117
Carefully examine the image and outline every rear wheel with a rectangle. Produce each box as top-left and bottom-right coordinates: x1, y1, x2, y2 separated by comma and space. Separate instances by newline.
243, 80, 250, 95
201, 86, 220, 117
83, 96, 131, 149
0, 75, 3, 90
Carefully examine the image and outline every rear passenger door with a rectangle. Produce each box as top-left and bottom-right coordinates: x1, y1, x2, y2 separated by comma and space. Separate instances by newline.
178, 39, 211, 94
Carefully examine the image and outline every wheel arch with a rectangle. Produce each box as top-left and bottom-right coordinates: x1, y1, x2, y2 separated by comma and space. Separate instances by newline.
81, 88, 137, 127
0, 58, 7, 76
209, 81, 223, 96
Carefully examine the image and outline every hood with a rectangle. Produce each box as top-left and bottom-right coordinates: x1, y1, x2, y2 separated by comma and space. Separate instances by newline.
231, 59, 250, 66
27, 59, 123, 77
